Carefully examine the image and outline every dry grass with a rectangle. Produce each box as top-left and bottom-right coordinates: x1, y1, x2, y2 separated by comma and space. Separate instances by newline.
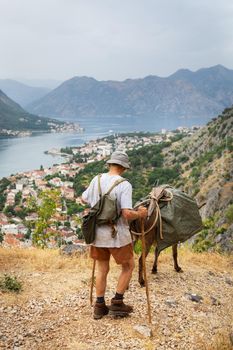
0, 247, 93, 306
0, 246, 91, 272
198, 331, 233, 350
0, 246, 232, 349
1, 246, 232, 274
153, 245, 233, 273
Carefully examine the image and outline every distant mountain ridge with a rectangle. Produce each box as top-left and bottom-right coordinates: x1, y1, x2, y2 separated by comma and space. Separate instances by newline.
0, 79, 50, 107
0, 90, 62, 132
27, 65, 233, 121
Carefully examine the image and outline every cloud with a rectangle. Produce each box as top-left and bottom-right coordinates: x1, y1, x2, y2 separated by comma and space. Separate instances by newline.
0, 0, 233, 81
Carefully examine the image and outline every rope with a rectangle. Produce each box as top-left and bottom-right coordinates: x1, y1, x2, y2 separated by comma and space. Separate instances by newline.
130, 203, 158, 236
141, 219, 152, 324
130, 188, 173, 239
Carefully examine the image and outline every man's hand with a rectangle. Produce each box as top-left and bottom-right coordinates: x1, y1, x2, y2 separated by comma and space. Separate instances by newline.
137, 206, 148, 219
80, 197, 88, 205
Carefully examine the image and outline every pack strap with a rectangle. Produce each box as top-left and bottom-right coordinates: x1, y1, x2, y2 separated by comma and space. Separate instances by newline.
106, 178, 126, 195
97, 174, 126, 197
98, 174, 102, 197
130, 186, 173, 239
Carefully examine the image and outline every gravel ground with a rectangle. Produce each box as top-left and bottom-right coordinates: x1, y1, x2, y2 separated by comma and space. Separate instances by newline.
0, 250, 233, 350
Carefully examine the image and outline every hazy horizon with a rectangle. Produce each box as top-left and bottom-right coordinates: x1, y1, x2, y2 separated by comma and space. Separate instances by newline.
1, 64, 232, 89
1, 0, 233, 82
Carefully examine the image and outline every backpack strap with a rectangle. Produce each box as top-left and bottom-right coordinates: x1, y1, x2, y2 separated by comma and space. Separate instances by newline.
106, 178, 127, 195
98, 174, 102, 198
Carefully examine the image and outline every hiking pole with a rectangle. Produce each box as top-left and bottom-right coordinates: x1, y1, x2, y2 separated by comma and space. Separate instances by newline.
141, 219, 152, 324
90, 259, 96, 306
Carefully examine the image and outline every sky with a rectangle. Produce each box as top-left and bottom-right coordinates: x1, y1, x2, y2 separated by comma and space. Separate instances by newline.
0, 0, 233, 83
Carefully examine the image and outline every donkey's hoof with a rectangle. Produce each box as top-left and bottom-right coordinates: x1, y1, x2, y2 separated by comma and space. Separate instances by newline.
151, 269, 158, 274
175, 267, 183, 273
139, 280, 145, 287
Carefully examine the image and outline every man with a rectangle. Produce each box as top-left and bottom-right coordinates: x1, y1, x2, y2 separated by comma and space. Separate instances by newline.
82, 151, 148, 319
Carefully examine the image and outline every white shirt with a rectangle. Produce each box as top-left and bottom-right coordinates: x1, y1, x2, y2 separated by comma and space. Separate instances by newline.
82, 173, 133, 248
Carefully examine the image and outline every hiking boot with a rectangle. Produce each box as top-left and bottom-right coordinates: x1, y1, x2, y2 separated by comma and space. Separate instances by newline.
93, 302, 109, 320
109, 298, 133, 317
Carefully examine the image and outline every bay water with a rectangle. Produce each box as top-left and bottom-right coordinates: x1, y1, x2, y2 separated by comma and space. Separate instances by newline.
0, 115, 210, 179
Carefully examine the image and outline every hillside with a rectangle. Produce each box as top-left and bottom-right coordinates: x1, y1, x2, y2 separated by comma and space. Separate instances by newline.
0, 79, 50, 107
0, 247, 232, 350
0, 90, 64, 133
162, 107, 233, 252
27, 65, 233, 121
73, 107, 233, 252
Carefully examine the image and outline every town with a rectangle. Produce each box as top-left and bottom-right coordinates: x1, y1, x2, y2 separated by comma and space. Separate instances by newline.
0, 126, 200, 248
59, 126, 199, 162
0, 121, 83, 138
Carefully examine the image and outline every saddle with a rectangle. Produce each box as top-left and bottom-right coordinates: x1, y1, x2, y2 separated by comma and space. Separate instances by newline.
131, 185, 203, 253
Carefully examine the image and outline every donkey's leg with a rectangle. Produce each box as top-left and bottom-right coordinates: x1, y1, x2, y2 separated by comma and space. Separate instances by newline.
152, 246, 159, 274
138, 231, 154, 287
172, 244, 183, 272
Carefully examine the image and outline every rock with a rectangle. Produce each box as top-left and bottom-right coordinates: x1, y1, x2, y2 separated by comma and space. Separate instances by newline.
214, 234, 223, 243
208, 271, 215, 276
165, 298, 177, 307
60, 243, 88, 256
185, 293, 203, 303
133, 324, 152, 337
220, 224, 233, 253
225, 277, 233, 286
203, 188, 221, 218
230, 332, 233, 346
210, 296, 221, 306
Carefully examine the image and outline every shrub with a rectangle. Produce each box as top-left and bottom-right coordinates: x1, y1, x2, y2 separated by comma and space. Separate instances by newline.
225, 204, 233, 224
0, 274, 22, 293
178, 155, 189, 163
190, 167, 201, 180
133, 240, 142, 254
0, 230, 4, 243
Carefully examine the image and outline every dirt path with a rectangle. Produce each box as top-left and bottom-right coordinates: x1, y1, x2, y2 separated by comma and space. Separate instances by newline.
0, 248, 233, 350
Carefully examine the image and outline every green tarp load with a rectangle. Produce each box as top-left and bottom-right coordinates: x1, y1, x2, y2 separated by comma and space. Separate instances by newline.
133, 185, 203, 253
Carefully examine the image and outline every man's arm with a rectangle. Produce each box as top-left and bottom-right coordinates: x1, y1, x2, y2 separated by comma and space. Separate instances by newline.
80, 197, 88, 205
122, 206, 147, 221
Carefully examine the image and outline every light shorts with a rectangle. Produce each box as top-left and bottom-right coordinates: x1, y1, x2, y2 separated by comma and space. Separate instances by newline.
90, 243, 134, 264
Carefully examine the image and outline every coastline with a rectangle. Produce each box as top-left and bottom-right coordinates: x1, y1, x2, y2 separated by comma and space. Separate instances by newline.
0, 116, 203, 179
0, 121, 84, 139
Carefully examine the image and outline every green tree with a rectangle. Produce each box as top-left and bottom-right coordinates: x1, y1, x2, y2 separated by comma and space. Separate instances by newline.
0, 193, 6, 211
4, 206, 15, 217
226, 204, 233, 224
15, 191, 22, 205
25, 228, 31, 240
64, 221, 71, 228
0, 229, 4, 244
0, 178, 11, 193
32, 189, 61, 248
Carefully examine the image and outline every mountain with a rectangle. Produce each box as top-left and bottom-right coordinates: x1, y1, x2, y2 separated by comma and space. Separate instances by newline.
27, 65, 233, 121
162, 106, 233, 252
0, 90, 63, 133
0, 79, 50, 107
19, 79, 62, 89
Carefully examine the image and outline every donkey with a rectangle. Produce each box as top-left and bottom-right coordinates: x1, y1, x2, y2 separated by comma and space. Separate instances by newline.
130, 186, 205, 287
131, 211, 183, 287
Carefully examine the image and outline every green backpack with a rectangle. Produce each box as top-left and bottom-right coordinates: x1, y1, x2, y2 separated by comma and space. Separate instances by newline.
81, 174, 126, 244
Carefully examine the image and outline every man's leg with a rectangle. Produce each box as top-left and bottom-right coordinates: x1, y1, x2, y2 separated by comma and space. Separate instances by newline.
116, 256, 135, 294
109, 256, 135, 316
93, 259, 110, 320
96, 259, 110, 297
